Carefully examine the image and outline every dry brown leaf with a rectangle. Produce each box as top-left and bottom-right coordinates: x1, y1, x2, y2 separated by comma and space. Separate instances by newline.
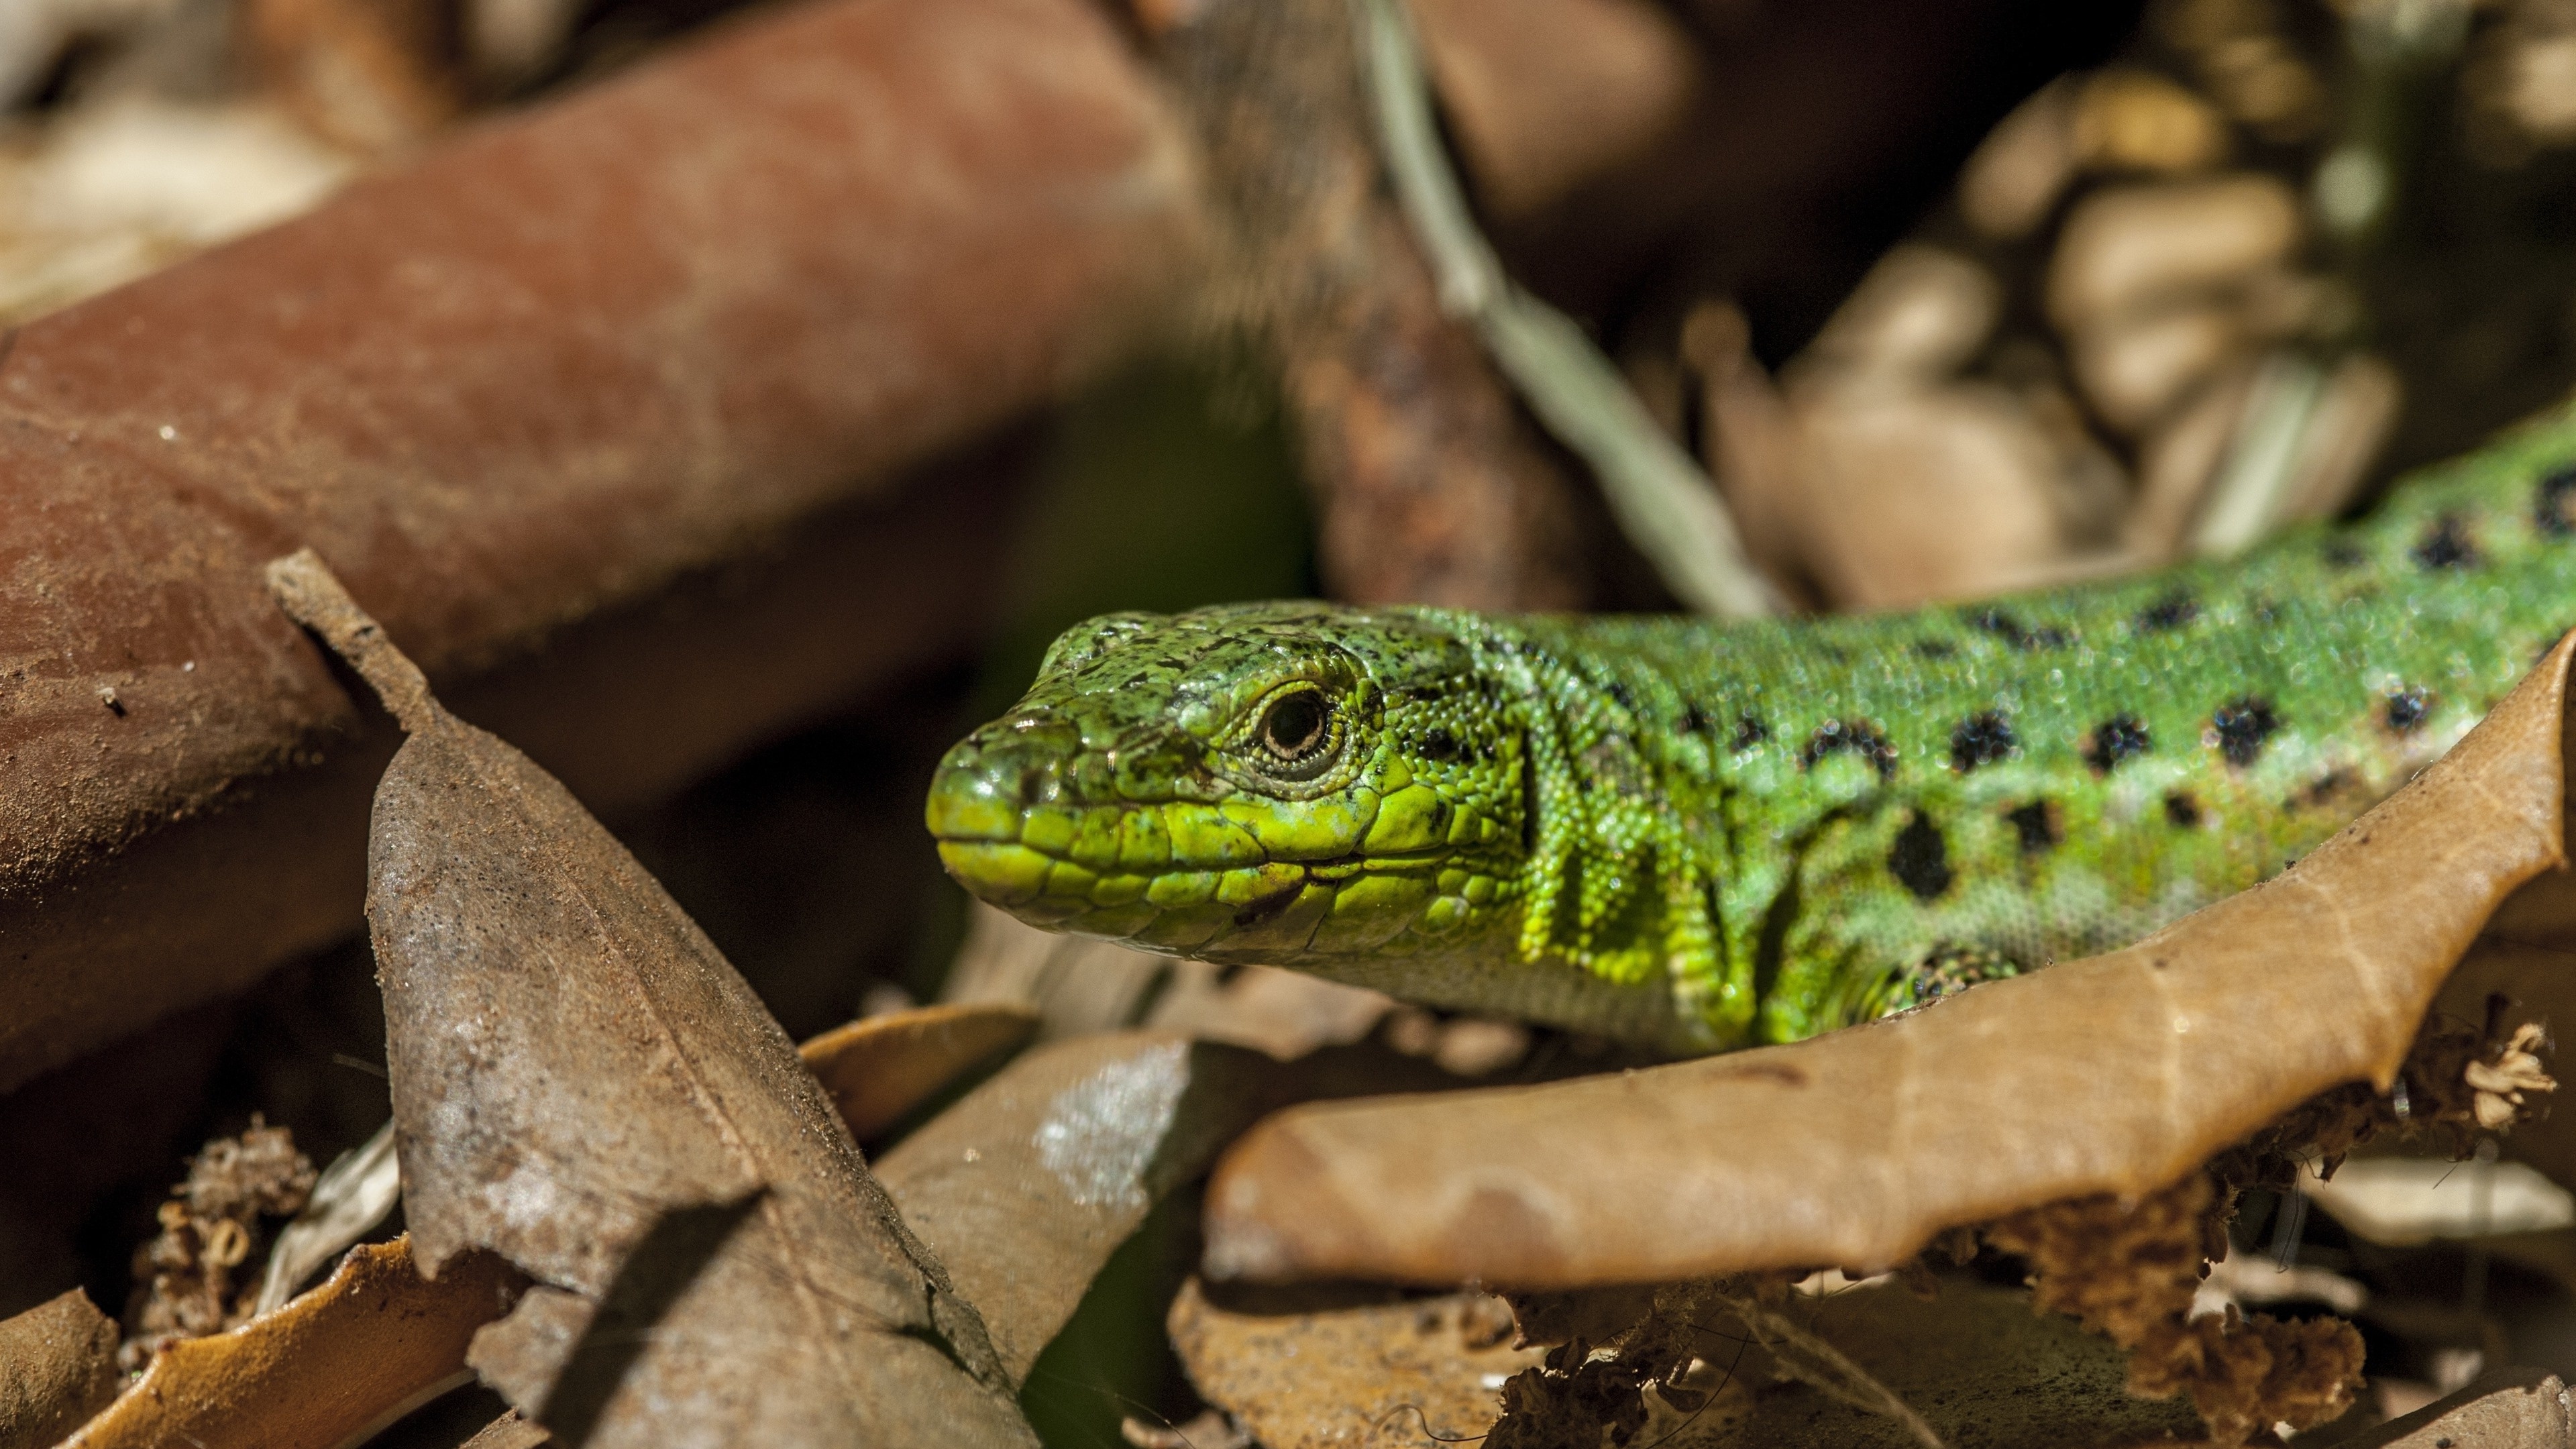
0, 1289, 117, 1449
1168, 1277, 1541, 1449
1525, 1281, 2202, 1448
796, 1002, 1040, 1142
1791, 383, 2078, 609
2338, 1364, 2573, 1448
1407, 0, 1698, 220
875, 1031, 1301, 1385
875, 1029, 1466, 1388
1202, 635, 2574, 1289
264, 549, 1037, 1448
66, 1236, 517, 1449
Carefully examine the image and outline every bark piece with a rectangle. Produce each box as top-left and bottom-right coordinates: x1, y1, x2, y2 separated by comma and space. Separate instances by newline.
267, 552, 1036, 1448
66, 1236, 519, 1449
0, 1289, 117, 1449
0, 0, 1195, 1093
1163, 0, 1597, 612
1203, 635, 2575, 1288
796, 1003, 1040, 1142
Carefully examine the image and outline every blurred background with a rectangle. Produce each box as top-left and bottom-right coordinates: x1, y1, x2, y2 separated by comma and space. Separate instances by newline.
10, 0, 2576, 1443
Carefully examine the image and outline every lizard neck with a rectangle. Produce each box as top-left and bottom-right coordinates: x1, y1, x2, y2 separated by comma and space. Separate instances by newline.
1464, 620, 1743, 1048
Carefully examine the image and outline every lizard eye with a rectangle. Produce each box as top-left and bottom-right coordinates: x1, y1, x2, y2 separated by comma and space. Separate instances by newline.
1256, 689, 1330, 764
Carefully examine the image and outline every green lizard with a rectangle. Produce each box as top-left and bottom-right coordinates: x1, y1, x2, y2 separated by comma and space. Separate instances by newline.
927, 413, 2576, 1055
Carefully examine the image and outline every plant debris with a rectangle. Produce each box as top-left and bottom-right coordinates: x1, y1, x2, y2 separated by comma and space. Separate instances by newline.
265, 549, 1039, 1447
116, 1116, 315, 1370
70, 1236, 519, 1449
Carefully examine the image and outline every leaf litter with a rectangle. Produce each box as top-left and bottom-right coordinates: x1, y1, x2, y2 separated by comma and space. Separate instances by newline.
113, 1115, 315, 1370
1188, 635, 2576, 1443
797, 1000, 1040, 1143
66, 1235, 519, 1449
263, 548, 1038, 1448
874, 1028, 1462, 1388
147, 553, 2573, 1446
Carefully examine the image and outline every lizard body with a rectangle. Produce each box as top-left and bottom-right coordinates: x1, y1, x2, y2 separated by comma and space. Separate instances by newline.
928, 413, 2576, 1053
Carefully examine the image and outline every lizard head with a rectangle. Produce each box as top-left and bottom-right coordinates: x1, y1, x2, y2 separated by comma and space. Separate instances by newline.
926, 602, 1530, 965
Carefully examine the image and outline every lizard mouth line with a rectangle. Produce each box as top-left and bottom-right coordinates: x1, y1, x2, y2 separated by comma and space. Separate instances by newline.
931, 801, 1487, 963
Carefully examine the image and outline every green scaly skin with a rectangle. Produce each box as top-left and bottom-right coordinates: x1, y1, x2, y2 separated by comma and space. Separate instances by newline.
928, 411, 2576, 1054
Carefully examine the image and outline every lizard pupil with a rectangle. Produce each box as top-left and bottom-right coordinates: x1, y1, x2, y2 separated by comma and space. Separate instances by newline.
1259, 692, 1327, 761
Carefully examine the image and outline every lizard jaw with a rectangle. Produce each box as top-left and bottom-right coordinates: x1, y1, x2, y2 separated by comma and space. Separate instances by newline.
927, 735, 1500, 962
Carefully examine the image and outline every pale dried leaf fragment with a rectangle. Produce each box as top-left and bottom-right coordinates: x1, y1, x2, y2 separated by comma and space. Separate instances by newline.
1202, 634, 2576, 1289
67, 1236, 518, 1449
2339, 1364, 2574, 1448
2470, 1022, 2559, 1130
1960, 78, 2080, 241
256, 1117, 400, 1313
0, 1289, 118, 1449
2303, 1155, 2575, 1244
264, 549, 1037, 1448
462, 1411, 552, 1448
797, 1002, 1039, 1142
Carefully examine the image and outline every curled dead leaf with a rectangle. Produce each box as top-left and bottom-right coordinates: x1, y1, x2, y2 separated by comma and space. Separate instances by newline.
875, 1032, 1304, 1385
797, 1002, 1040, 1142
265, 549, 1038, 1447
0, 1289, 118, 1449
66, 1236, 518, 1449
1203, 634, 2574, 1289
